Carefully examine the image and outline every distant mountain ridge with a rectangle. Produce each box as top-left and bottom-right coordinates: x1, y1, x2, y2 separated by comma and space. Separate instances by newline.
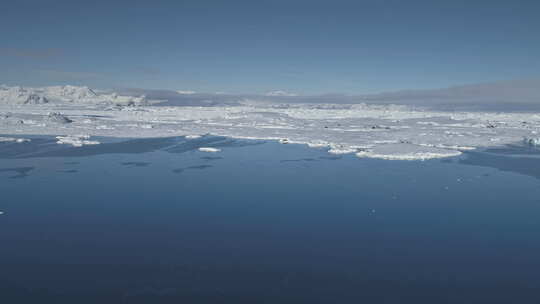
0, 85, 150, 106
2, 79, 539, 110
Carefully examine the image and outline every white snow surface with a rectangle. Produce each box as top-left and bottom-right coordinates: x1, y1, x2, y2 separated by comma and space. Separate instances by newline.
2, 85, 540, 160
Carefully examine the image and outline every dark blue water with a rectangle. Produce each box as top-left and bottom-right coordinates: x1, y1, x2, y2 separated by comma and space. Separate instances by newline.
1, 136, 540, 303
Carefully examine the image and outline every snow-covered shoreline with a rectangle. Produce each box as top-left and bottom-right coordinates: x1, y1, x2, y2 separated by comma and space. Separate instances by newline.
2, 85, 540, 160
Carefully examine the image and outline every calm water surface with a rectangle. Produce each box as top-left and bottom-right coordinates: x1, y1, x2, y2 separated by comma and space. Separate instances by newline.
1, 136, 540, 303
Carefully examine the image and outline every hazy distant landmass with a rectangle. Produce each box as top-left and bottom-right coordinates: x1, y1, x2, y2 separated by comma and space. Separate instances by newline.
111, 79, 540, 111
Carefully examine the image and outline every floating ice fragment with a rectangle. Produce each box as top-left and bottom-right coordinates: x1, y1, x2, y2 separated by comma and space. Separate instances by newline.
328, 144, 357, 154
524, 137, 540, 146
186, 135, 202, 139
199, 147, 221, 152
56, 135, 100, 147
356, 143, 461, 160
307, 141, 329, 148
0, 136, 30, 143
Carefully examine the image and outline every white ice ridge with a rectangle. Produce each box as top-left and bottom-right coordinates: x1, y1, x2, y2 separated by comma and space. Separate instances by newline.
2, 84, 540, 160
199, 147, 221, 152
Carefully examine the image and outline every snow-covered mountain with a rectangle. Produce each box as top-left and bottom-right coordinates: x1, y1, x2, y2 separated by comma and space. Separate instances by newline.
0, 85, 151, 106
0, 86, 49, 105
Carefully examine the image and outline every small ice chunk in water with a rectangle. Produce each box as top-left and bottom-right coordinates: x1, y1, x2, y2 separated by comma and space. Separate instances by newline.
524, 137, 540, 146
0, 136, 30, 143
56, 135, 100, 147
0, 211, 4, 215
199, 147, 221, 152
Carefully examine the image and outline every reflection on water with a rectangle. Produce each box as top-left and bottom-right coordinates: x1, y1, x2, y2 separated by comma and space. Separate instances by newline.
2, 137, 540, 303
186, 165, 213, 170
0, 135, 262, 159
280, 158, 317, 163
57, 169, 78, 174
172, 164, 213, 174
0, 167, 34, 179
460, 144, 540, 179
121, 162, 151, 167
319, 155, 342, 160
200, 156, 223, 161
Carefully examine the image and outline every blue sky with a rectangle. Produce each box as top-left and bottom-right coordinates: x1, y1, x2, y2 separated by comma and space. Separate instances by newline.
1, 0, 539, 94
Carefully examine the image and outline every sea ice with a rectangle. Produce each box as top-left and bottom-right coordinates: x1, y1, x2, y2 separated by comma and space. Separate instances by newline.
0, 136, 30, 143
356, 143, 462, 160
2, 84, 540, 160
47, 112, 73, 124
56, 135, 100, 147
524, 137, 540, 146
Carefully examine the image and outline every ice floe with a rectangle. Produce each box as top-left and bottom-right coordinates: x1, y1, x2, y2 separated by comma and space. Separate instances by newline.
56, 135, 100, 147
524, 137, 540, 146
198, 147, 221, 152
0, 136, 30, 143
328, 146, 359, 155
356, 143, 462, 160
